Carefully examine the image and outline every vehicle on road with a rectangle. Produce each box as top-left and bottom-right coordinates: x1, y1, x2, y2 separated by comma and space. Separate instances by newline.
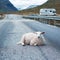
40, 8, 56, 16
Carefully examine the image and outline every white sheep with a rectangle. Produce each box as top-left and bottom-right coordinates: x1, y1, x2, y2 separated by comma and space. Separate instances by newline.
17, 32, 45, 46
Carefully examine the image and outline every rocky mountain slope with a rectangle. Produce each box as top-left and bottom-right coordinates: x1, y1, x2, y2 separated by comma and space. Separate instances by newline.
0, 0, 17, 13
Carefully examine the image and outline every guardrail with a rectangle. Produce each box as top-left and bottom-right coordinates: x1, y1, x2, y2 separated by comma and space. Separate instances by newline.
22, 15, 60, 27
22, 15, 60, 20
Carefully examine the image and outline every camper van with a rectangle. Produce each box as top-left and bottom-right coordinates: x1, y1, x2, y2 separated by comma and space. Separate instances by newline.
40, 8, 56, 16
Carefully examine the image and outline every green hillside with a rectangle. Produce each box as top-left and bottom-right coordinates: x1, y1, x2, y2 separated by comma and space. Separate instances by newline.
19, 0, 60, 15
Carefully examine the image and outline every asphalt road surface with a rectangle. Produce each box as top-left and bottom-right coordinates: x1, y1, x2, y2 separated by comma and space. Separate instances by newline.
0, 14, 60, 60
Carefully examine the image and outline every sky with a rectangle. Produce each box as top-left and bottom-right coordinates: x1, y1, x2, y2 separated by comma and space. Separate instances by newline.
9, 0, 48, 10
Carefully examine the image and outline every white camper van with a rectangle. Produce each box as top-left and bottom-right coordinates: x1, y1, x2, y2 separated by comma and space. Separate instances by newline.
40, 8, 56, 16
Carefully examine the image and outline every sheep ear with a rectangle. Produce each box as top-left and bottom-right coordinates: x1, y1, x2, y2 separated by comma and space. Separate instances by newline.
41, 32, 45, 34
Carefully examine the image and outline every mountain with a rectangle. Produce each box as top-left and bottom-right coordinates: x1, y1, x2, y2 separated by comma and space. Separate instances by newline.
0, 0, 18, 13
17, 5, 38, 11
19, 0, 60, 15
26, 5, 38, 9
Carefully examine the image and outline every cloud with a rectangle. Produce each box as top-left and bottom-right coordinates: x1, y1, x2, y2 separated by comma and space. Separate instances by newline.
9, 0, 48, 10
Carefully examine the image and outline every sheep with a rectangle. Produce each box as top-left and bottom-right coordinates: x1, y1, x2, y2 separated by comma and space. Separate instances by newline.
17, 32, 45, 46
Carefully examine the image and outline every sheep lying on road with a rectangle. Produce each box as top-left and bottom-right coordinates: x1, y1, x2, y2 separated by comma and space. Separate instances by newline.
17, 32, 45, 46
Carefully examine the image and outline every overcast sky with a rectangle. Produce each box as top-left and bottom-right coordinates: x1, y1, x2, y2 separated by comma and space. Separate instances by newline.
9, 0, 48, 10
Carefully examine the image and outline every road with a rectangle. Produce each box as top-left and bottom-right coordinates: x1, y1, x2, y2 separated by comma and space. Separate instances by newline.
0, 14, 60, 60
